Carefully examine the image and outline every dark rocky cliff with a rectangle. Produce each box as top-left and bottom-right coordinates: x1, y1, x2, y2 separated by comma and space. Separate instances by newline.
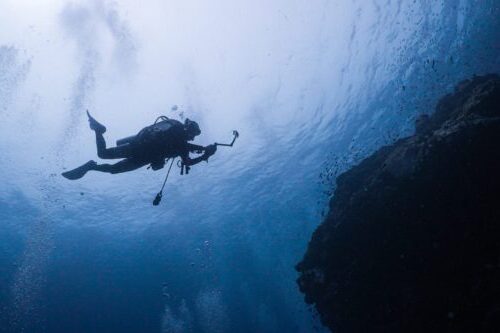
297, 74, 500, 333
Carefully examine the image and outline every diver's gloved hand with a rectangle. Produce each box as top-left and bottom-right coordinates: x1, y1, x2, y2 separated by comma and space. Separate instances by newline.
202, 144, 217, 161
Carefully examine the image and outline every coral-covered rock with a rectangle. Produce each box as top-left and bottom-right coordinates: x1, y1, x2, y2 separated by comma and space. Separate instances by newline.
297, 74, 500, 333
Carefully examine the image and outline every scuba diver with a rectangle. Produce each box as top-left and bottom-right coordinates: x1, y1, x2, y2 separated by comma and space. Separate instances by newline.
62, 111, 219, 180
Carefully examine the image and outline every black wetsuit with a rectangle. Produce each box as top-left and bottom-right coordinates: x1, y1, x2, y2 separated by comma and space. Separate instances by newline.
92, 120, 209, 174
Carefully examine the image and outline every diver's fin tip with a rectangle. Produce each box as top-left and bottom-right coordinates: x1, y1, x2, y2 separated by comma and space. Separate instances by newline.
87, 112, 106, 134
61, 160, 96, 180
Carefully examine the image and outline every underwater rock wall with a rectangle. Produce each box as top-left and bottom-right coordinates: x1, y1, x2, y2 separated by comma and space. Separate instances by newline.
296, 74, 500, 332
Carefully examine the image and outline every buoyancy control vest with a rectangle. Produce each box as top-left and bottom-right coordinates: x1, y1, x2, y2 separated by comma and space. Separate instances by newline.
135, 117, 184, 146
116, 116, 185, 164
116, 117, 184, 147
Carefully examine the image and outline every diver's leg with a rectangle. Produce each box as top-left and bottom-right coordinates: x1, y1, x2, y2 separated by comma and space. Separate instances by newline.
62, 159, 146, 180
87, 110, 127, 159
92, 158, 147, 174
94, 132, 131, 159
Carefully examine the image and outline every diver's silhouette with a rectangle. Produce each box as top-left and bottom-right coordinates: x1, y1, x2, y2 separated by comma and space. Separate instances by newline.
62, 111, 217, 180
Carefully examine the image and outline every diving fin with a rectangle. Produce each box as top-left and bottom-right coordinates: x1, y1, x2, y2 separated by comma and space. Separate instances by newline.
62, 160, 97, 180
86, 110, 106, 134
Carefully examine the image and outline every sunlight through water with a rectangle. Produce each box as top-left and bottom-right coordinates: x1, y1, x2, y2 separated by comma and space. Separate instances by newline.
0, 0, 499, 332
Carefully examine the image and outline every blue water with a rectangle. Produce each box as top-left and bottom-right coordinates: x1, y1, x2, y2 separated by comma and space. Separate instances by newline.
1, 1, 499, 332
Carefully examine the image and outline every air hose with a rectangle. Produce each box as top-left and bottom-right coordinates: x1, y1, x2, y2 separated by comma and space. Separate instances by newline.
153, 158, 175, 206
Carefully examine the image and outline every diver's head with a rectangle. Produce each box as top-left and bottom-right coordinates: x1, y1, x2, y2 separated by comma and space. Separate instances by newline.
184, 118, 201, 141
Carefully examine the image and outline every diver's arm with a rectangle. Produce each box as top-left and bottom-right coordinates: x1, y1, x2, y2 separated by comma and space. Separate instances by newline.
182, 155, 206, 166
186, 143, 205, 153
181, 144, 217, 166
